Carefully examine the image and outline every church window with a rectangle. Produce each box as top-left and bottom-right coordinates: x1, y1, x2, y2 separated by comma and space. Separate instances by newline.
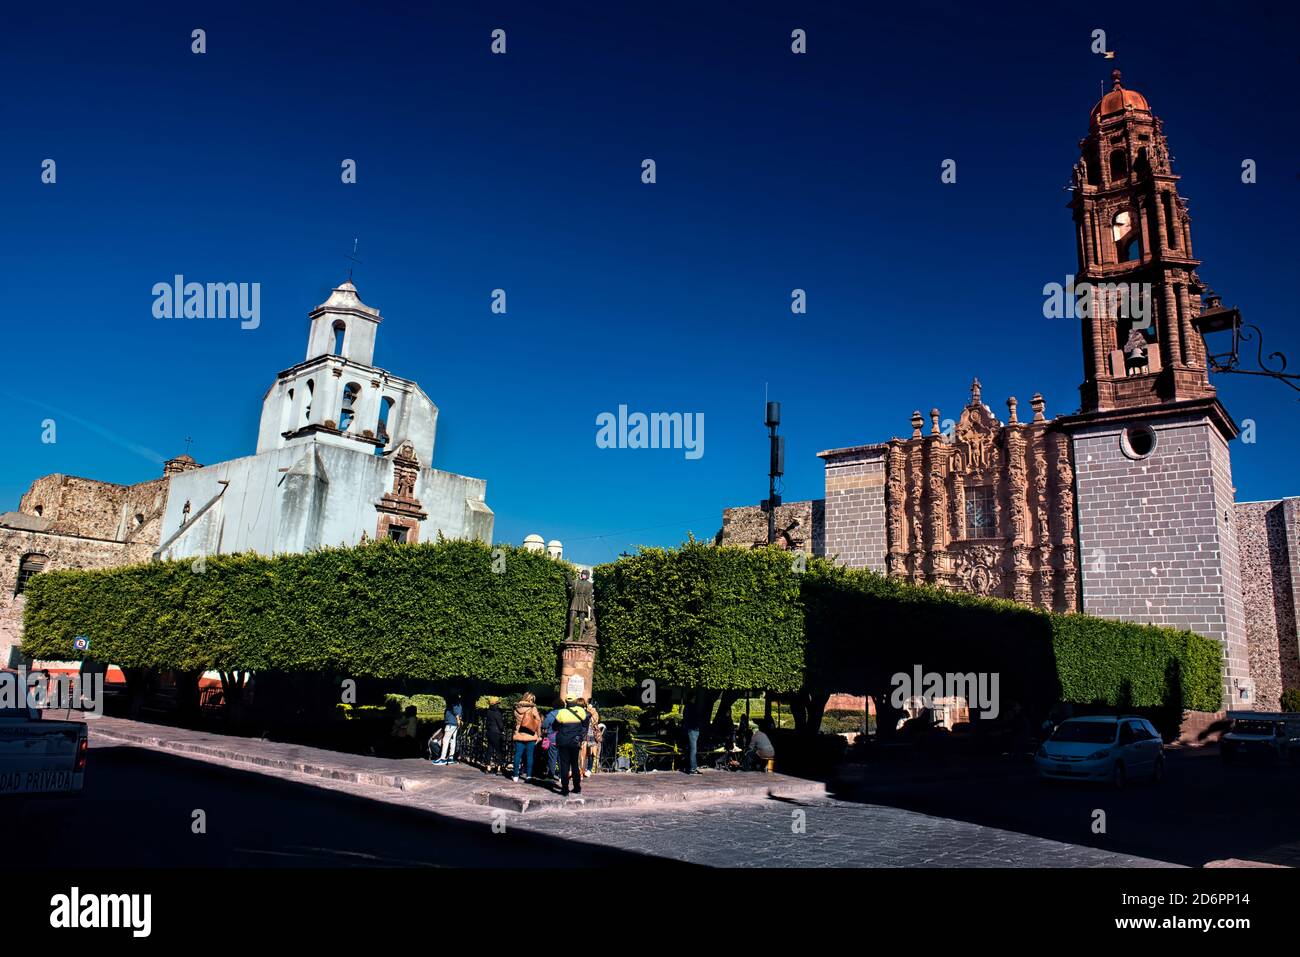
1109, 149, 1128, 181
339, 382, 361, 431
15, 553, 48, 595
1162, 192, 1179, 249
304, 380, 315, 422
1085, 145, 1101, 186
964, 487, 997, 539
33, 505, 43, 517
332, 321, 346, 356
388, 526, 408, 543
376, 396, 395, 443
1122, 425, 1157, 459
1112, 210, 1139, 263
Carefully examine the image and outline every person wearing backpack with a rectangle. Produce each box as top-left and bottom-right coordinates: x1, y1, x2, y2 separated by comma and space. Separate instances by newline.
541, 697, 562, 782
512, 692, 542, 782
552, 696, 590, 797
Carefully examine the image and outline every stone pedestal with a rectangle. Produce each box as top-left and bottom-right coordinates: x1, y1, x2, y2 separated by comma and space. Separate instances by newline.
559, 637, 597, 701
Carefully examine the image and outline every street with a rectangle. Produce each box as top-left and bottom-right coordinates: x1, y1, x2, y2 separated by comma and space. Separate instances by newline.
21, 746, 674, 868
830, 746, 1300, 867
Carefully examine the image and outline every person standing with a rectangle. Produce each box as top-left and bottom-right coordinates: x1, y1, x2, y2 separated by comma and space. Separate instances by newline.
436, 696, 462, 765
512, 693, 542, 782
483, 696, 505, 774
552, 696, 589, 797
541, 697, 562, 781
582, 702, 602, 778
682, 693, 702, 775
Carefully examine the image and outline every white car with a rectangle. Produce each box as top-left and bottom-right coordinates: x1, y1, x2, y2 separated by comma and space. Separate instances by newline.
1035, 715, 1164, 788
0, 705, 88, 797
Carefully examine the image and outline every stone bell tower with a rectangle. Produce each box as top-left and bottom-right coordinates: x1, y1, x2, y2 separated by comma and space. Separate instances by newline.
1071, 69, 1217, 413
1059, 72, 1248, 708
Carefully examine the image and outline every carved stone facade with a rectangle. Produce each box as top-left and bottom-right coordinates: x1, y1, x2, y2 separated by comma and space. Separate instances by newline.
828, 380, 1079, 611
374, 441, 428, 543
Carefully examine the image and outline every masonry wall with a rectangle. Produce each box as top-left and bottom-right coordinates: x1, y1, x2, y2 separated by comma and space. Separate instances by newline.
19, 474, 168, 545
820, 446, 888, 571
0, 528, 156, 668
1235, 499, 1300, 710
156, 437, 493, 561
718, 500, 824, 554
1071, 413, 1249, 706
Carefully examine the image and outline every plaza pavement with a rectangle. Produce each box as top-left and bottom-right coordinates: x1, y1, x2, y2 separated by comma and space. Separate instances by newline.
85, 716, 1180, 867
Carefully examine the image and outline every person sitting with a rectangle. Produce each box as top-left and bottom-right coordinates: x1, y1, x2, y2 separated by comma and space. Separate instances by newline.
380, 705, 420, 757
745, 719, 776, 771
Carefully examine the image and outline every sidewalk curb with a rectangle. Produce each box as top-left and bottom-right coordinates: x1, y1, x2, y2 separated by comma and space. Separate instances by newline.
91, 723, 829, 812
91, 725, 433, 793
474, 780, 827, 814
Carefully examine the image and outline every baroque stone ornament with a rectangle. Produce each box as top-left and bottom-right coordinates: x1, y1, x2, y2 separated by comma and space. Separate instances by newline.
953, 544, 1003, 597
375, 441, 427, 542
877, 378, 1081, 611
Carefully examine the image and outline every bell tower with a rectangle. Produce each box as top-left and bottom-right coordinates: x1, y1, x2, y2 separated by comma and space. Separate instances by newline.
1071, 70, 1217, 413
1061, 72, 1248, 709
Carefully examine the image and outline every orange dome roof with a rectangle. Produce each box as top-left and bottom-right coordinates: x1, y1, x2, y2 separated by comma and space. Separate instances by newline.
1091, 70, 1149, 127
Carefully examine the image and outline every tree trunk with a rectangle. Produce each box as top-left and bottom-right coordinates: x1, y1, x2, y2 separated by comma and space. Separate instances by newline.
173, 669, 202, 725
803, 687, 830, 738
871, 690, 905, 741
710, 690, 742, 734
219, 670, 249, 729
123, 667, 156, 720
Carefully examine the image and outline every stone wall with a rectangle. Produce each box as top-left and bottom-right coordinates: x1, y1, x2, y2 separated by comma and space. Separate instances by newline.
19, 474, 169, 545
818, 444, 888, 571
1070, 411, 1249, 707
2, 468, 174, 667
718, 500, 824, 554
0, 528, 156, 667
1235, 499, 1300, 710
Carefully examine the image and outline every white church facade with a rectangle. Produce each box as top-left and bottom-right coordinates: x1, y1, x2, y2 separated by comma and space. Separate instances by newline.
155, 280, 493, 561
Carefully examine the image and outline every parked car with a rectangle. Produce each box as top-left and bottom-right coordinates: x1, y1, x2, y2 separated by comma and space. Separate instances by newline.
0, 705, 88, 797
1221, 711, 1300, 765
1034, 715, 1164, 788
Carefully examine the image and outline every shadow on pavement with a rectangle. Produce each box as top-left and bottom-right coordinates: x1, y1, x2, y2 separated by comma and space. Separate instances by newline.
23, 746, 692, 868
825, 746, 1300, 867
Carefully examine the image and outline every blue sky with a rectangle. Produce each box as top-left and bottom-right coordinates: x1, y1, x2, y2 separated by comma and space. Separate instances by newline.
1, 1, 1296, 566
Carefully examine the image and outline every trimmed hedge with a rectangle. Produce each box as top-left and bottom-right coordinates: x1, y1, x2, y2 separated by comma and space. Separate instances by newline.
798, 558, 1222, 713
597, 543, 1223, 713
593, 539, 804, 692
23, 536, 1223, 714
21, 539, 569, 683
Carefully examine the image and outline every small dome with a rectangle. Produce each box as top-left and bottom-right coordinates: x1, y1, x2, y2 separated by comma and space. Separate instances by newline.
522, 534, 545, 553
1091, 70, 1149, 128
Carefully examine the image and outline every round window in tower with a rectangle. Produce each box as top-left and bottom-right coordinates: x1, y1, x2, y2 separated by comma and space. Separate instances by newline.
1121, 424, 1157, 459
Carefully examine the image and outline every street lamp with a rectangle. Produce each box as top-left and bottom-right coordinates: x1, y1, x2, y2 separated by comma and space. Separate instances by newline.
1194, 289, 1300, 394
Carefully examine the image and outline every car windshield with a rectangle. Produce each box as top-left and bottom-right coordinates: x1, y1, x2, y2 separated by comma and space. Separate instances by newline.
1050, 721, 1115, 744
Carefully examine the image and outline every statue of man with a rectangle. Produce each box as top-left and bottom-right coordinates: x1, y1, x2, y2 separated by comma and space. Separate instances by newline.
568, 569, 595, 640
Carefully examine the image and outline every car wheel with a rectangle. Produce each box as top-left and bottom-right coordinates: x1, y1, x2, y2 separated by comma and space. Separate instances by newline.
1152, 756, 1165, 784
1112, 761, 1126, 790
